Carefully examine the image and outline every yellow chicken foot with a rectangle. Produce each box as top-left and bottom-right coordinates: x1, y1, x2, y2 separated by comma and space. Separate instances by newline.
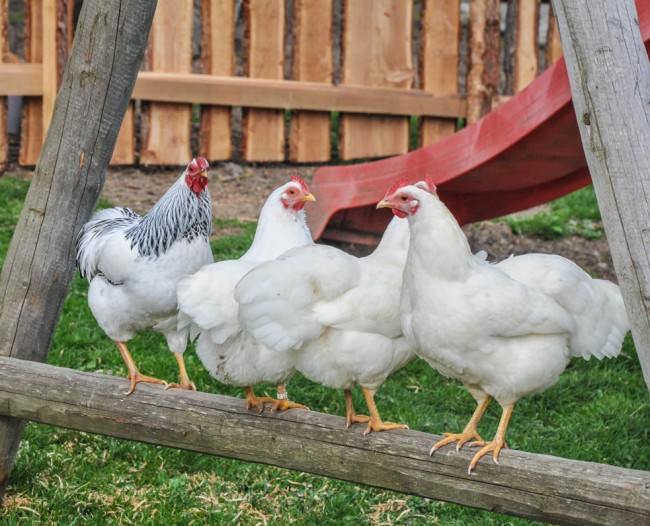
344, 389, 370, 428
243, 386, 276, 412
165, 352, 197, 391
268, 384, 310, 412
116, 342, 168, 395
430, 396, 491, 455
361, 387, 409, 436
467, 403, 514, 474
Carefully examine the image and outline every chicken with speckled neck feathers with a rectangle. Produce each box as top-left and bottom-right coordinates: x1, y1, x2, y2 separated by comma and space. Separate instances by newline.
378, 176, 629, 473
76, 157, 213, 394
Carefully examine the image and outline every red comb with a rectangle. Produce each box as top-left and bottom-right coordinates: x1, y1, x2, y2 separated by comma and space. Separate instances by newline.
290, 174, 311, 193
385, 177, 411, 197
414, 174, 437, 195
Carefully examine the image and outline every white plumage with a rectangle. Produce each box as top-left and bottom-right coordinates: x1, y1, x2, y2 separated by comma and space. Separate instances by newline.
76, 157, 213, 394
378, 179, 629, 472
177, 176, 315, 411
236, 216, 416, 434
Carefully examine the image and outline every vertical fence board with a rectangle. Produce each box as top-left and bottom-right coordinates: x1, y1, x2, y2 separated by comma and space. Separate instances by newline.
514, 0, 540, 92
0, 0, 7, 171
420, 0, 460, 147
340, 1, 413, 160
289, 0, 333, 163
110, 106, 135, 164
466, 0, 501, 123
242, 0, 286, 162
140, 0, 193, 166
19, 0, 43, 165
546, 4, 563, 66
199, 0, 235, 161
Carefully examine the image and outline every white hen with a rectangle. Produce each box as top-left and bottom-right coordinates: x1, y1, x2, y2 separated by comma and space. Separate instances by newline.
236, 211, 415, 434
177, 176, 314, 411
76, 157, 213, 394
378, 178, 629, 472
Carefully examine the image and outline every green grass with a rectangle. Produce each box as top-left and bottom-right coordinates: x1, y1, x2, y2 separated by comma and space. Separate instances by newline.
501, 185, 604, 240
1, 176, 649, 525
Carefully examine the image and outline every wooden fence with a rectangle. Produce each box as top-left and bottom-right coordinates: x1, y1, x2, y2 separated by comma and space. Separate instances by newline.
0, 0, 563, 168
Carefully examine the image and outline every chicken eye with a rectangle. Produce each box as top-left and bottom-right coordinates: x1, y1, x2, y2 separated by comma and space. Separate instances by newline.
288, 189, 297, 196
400, 195, 409, 202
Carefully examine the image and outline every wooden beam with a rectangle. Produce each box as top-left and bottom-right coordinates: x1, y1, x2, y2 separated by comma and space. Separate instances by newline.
551, 0, 650, 395
41, 0, 57, 135
0, 65, 467, 118
0, 0, 158, 501
0, 356, 648, 526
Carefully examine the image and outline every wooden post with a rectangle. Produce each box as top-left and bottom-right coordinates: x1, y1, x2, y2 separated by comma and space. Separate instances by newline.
0, 0, 157, 502
199, 0, 235, 161
0, 356, 649, 525
546, 3, 563, 66
466, 0, 501, 123
339, 0, 413, 160
242, 0, 286, 161
419, 0, 461, 147
289, 0, 333, 163
551, 0, 650, 395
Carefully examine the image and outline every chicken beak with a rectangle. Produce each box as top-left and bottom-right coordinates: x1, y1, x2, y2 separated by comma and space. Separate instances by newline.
301, 193, 316, 202
376, 198, 392, 209
200, 170, 208, 178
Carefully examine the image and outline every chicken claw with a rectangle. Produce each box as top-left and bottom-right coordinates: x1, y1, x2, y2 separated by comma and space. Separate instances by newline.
165, 353, 197, 391
269, 383, 309, 412
361, 387, 409, 436
125, 372, 168, 395
429, 396, 491, 455
466, 403, 513, 474
244, 386, 276, 412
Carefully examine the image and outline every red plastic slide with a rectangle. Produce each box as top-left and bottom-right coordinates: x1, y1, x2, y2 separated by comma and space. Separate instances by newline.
308, 1, 650, 243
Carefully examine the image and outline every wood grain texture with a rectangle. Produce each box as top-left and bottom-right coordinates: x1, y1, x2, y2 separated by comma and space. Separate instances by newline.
0, 356, 649, 525
198, 0, 235, 161
420, 0, 461, 147
140, 0, 193, 165
19, 0, 44, 165
243, 0, 286, 161
514, 0, 540, 92
289, 0, 333, 162
0, 0, 157, 500
546, 3, 563, 66
466, 0, 501, 123
340, 0, 413, 160
551, 0, 650, 395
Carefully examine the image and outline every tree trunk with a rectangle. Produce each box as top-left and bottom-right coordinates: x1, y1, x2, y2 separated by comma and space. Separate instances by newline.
550, 0, 650, 396
0, 0, 158, 502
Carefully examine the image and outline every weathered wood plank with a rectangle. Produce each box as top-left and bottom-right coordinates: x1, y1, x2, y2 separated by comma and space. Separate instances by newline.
0, 0, 157, 500
420, 0, 461, 147
243, 0, 286, 162
340, 0, 413, 160
199, 0, 235, 161
41, 0, 57, 133
289, 0, 333, 163
19, 0, 44, 165
466, 0, 501, 123
0, 0, 8, 171
0, 356, 648, 526
140, 0, 192, 165
551, 0, 650, 395
0, 65, 468, 117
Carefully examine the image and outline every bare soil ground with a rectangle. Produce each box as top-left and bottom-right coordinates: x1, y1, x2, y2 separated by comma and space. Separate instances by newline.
97, 163, 618, 282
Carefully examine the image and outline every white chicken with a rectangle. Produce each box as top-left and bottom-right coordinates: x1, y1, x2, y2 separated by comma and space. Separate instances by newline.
377, 178, 629, 472
177, 175, 315, 411
235, 206, 416, 434
76, 157, 213, 394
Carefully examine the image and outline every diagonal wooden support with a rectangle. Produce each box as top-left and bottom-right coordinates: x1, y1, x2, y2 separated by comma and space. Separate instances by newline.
551, 0, 650, 396
0, 0, 158, 502
0, 356, 648, 526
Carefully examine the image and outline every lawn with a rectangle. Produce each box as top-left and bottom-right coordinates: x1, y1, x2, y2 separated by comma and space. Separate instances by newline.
1, 177, 648, 525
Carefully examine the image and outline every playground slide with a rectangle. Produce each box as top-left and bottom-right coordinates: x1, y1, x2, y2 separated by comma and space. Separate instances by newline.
308, 1, 650, 243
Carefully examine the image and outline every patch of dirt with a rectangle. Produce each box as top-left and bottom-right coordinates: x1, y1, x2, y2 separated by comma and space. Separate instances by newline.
98, 163, 617, 282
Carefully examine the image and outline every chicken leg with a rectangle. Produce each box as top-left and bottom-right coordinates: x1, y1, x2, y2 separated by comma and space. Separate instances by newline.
361, 387, 409, 436
165, 352, 197, 391
344, 389, 371, 428
430, 396, 491, 455
244, 386, 276, 412
467, 403, 513, 474
268, 383, 310, 412
117, 342, 167, 395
